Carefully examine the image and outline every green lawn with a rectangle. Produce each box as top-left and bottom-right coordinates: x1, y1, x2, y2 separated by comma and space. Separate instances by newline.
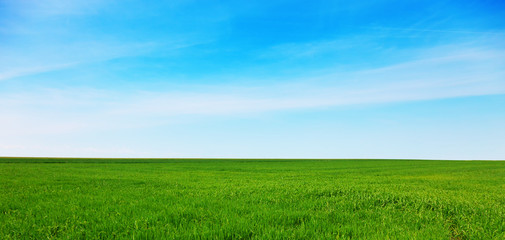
1, 158, 504, 239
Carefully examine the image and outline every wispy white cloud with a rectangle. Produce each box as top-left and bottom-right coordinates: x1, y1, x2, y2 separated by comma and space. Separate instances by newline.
0, 0, 212, 82
363, 26, 505, 36
0, 39, 201, 82
0, 63, 79, 82
259, 39, 357, 59
5, 0, 108, 17
2, 44, 504, 138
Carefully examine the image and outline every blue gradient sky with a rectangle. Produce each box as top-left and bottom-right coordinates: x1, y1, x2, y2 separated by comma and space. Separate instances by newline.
1, 0, 504, 159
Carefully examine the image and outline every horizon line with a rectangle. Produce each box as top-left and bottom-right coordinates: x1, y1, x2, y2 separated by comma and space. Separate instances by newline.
1, 156, 503, 161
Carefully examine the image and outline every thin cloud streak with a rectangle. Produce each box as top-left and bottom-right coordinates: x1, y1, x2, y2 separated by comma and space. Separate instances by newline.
0, 63, 79, 82
4, 0, 108, 17
0, 39, 204, 82
2, 45, 504, 138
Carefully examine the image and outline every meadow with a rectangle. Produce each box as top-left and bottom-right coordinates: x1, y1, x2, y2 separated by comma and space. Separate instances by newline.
1, 158, 504, 239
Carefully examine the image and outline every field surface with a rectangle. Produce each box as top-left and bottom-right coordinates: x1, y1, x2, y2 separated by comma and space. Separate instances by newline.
1, 158, 505, 239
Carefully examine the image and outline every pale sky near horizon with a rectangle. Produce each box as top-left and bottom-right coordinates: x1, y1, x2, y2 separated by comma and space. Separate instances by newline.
1, 0, 504, 159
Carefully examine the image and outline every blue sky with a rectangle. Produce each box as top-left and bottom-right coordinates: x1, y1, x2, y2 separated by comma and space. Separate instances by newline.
1, 0, 504, 159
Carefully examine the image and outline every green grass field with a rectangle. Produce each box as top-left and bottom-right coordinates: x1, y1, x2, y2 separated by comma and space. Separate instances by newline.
1, 158, 504, 239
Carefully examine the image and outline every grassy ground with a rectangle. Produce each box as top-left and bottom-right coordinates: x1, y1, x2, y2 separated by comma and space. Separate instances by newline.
1, 158, 504, 239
